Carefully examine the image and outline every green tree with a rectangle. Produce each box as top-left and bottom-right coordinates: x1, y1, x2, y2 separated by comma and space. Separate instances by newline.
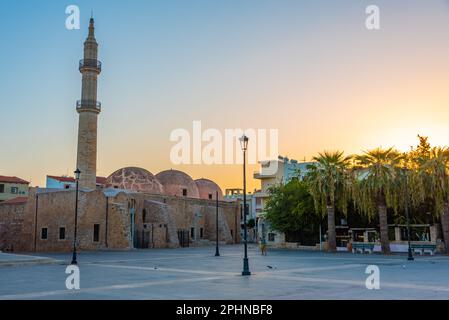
304, 151, 352, 252
405, 136, 433, 222
353, 147, 404, 254
410, 144, 449, 253
264, 179, 319, 240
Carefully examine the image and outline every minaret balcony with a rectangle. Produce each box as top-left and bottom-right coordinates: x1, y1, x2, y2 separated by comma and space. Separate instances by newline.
79, 59, 102, 73
76, 100, 101, 112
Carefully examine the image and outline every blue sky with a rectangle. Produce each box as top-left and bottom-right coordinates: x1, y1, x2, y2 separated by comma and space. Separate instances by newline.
1, 0, 449, 189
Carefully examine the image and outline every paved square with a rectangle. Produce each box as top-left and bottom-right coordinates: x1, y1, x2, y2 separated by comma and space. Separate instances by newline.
1, 245, 448, 300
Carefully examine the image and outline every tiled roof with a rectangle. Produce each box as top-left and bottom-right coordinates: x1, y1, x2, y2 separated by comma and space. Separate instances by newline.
0, 175, 29, 184
47, 175, 75, 183
0, 197, 28, 205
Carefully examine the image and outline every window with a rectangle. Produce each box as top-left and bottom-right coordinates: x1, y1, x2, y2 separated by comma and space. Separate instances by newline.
59, 227, 66, 240
182, 189, 187, 196
268, 233, 276, 242
0, 184, 4, 193
190, 227, 195, 239
208, 194, 213, 200
11, 187, 18, 194
64, 184, 70, 189
41, 228, 48, 240
200, 228, 204, 238
230, 230, 233, 238
142, 209, 147, 223
93, 224, 100, 242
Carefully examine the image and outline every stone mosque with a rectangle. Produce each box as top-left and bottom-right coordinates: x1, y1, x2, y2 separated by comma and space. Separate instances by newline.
0, 19, 240, 253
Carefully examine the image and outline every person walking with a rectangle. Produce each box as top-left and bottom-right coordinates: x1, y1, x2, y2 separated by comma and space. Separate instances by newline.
260, 237, 268, 256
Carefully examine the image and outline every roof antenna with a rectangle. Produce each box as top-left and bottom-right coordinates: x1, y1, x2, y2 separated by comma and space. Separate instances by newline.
91, 10, 94, 19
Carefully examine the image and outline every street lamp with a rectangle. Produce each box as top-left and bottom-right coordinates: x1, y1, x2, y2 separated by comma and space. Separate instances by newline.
403, 166, 414, 261
239, 134, 251, 276
215, 191, 220, 257
71, 168, 81, 265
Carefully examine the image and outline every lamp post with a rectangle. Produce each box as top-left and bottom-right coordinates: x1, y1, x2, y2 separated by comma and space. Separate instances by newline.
403, 166, 414, 261
71, 168, 81, 265
215, 191, 220, 257
240, 134, 251, 276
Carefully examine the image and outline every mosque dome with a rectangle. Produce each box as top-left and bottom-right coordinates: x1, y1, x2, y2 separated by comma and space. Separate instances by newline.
105, 167, 164, 194
156, 170, 199, 198
195, 179, 224, 200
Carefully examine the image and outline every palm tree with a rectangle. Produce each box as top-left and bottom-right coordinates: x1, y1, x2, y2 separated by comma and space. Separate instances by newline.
413, 147, 449, 253
304, 151, 352, 252
353, 147, 403, 254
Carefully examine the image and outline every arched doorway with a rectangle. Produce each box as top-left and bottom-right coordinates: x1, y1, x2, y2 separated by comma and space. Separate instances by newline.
141, 209, 151, 248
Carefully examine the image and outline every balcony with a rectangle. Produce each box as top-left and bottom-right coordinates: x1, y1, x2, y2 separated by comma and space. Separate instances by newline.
253, 171, 277, 180
76, 100, 101, 112
79, 59, 102, 72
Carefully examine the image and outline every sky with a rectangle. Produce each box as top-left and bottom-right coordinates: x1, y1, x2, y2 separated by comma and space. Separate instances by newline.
1, 0, 449, 191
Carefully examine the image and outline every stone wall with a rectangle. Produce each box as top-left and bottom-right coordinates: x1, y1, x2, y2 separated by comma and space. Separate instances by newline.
0, 202, 28, 252
132, 194, 240, 246
139, 200, 179, 248
0, 188, 240, 253
30, 189, 130, 252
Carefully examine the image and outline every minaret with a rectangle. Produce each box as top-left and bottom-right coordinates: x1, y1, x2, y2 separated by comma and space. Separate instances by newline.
76, 18, 102, 190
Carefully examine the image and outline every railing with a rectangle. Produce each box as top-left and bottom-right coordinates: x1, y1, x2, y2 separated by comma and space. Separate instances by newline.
79, 59, 102, 72
76, 100, 101, 111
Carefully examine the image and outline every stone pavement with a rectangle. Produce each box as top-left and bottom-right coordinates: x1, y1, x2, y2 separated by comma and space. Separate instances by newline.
0, 245, 448, 300
0, 252, 60, 267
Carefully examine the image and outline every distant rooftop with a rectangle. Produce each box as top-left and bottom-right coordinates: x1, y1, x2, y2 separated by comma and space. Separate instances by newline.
47, 175, 107, 185
0, 175, 29, 185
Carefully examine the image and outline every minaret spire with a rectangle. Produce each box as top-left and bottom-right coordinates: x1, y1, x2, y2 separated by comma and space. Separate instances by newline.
76, 19, 102, 190
88, 15, 95, 40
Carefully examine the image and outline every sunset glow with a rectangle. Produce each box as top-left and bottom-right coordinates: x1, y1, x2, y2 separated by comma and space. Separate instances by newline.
1, 0, 449, 192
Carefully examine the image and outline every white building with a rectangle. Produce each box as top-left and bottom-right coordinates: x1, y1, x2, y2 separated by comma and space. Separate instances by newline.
253, 156, 314, 247
224, 188, 258, 242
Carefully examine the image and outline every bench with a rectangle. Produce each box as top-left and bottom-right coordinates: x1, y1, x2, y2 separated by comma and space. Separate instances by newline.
352, 242, 375, 254
410, 244, 436, 256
